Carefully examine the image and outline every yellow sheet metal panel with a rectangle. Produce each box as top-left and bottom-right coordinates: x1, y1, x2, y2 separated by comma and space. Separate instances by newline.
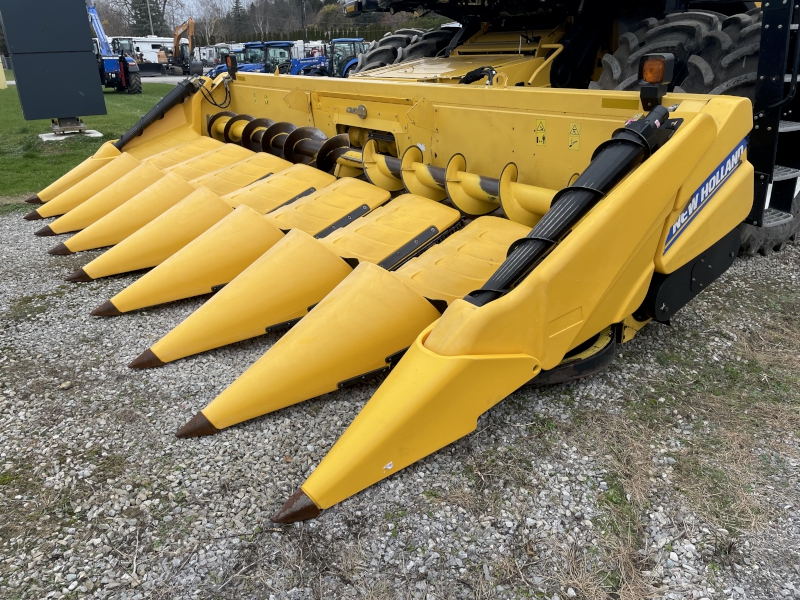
397, 216, 531, 304
144, 196, 458, 365
36, 142, 121, 203
190, 153, 292, 196
303, 326, 539, 509
202, 263, 443, 430
119, 81, 209, 154
35, 152, 143, 218
124, 126, 208, 161
320, 194, 460, 263
152, 229, 356, 364
143, 136, 222, 170
422, 97, 746, 372
268, 178, 391, 235
62, 173, 198, 253
46, 162, 166, 234
218, 76, 682, 194
225, 164, 337, 214
82, 187, 235, 280
655, 95, 754, 273
111, 205, 285, 313
166, 144, 252, 180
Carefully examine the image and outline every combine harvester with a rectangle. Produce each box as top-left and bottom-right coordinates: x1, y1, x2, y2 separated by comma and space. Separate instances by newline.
22, 0, 799, 524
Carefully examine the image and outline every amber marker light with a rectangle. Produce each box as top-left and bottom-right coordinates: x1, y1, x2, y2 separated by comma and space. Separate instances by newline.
642, 57, 666, 84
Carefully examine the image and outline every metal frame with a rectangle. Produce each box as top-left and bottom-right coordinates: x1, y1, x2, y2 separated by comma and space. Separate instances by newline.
746, 0, 797, 225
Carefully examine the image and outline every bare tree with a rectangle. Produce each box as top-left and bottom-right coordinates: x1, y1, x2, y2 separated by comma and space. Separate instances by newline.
196, 0, 230, 44
251, 1, 271, 40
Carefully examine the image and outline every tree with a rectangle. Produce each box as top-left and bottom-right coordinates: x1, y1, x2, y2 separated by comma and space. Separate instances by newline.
227, 0, 247, 40
314, 4, 348, 30
250, 1, 272, 41
196, 0, 229, 45
95, 0, 131, 36
130, 0, 169, 36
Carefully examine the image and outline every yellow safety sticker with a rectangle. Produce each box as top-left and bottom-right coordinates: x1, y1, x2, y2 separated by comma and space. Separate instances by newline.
568, 135, 580, 151
536, 119, 546, 146
568, 122, 581, 151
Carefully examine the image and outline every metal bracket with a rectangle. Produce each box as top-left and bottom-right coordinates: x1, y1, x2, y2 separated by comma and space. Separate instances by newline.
269, 187, 316, 212
314, 204, 371, 238
346, 104, 368, 119
337, 366, 390, 389
378, 226, 440, 269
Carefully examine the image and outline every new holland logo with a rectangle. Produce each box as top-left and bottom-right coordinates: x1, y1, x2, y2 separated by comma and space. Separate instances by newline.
664, 139, 747, 254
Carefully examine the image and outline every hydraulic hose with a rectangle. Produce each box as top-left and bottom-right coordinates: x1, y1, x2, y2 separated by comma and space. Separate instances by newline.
466, 105, 673, 307
114, 78, 200, 150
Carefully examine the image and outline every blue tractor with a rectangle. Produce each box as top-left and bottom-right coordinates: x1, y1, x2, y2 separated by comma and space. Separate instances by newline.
87, 1, 141, 94
207, 41, 297, 78
207, 39, 369, 79
303, 38, 369, 78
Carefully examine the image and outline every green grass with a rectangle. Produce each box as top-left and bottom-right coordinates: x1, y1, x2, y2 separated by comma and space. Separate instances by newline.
0, 82, 175, 198
3, 69, 12, 83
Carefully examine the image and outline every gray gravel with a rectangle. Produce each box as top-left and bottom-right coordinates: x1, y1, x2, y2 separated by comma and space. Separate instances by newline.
1, 204, 798, 599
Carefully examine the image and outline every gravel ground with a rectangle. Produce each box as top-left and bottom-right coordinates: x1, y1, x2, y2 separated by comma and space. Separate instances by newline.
0, 202, 798, 600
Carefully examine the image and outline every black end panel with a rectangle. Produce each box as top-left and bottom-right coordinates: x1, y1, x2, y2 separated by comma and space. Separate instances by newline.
637, 227, 741, 323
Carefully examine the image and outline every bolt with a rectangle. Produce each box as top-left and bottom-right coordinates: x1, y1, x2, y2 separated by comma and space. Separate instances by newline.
661, 303, 669, 313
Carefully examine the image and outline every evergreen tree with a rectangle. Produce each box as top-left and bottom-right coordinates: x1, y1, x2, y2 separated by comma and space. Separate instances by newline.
228, 0, 247, 40
131, 0, 169, 37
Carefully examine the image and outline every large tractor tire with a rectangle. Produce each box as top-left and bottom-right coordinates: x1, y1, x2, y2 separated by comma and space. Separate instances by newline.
591, 11, 732, 91
396, 29, 457, 63
355, 27, 458, 74
593, 8, 800, 255
126, 72, 142, 95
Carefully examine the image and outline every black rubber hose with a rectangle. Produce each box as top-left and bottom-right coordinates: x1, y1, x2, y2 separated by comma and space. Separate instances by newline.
466, 105, 671, 307
114, 79, 199, 150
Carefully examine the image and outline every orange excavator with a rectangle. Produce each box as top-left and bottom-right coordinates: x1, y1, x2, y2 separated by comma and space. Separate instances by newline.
168, 18, 203, 76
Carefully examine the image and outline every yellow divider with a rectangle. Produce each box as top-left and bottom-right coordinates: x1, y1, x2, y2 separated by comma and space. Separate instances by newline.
104, 177, 391, 313
112, 205, 285, 311
122, 125, 206, 161
204, 264, 442, 429
192, 216, 530, 433
143, 137, 222, 170
165, 144, 252, 180
46, 162, 166, 234
60, 174, 198, 253
36, 142, 121, 203
82, 188, 235, 279
35, 153, 143, 218
140, 193, 455, 365
226, 164, 337, 214
78, 164, 333, 281
60, 153, 287, 253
